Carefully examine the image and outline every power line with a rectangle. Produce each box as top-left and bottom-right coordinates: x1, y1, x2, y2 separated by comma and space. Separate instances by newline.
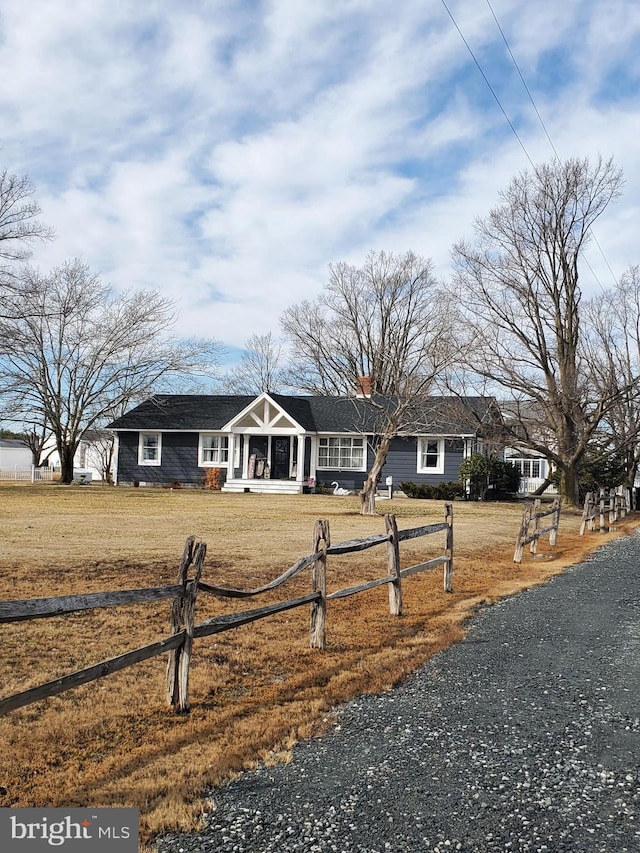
441, 0, 618, 288
485, 0, 560, 161
439, 0, 535, 169
485, 0, 618, 288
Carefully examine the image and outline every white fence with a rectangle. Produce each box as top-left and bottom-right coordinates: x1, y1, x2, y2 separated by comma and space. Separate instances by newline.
0, 466, 56, 482
518, 477, 558, 496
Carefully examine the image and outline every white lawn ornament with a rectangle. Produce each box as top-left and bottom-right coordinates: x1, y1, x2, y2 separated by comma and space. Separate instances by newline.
331, 481, 350, 495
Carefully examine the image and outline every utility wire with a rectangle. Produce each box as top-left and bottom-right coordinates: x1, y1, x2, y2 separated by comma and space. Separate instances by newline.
485, 0, 618, 288
486, 0, 559, 161
442, 0, 617, 288
440, 0, 535, 169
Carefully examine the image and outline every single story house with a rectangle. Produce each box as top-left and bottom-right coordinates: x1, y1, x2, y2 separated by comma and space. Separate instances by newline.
108, 392, 497, 494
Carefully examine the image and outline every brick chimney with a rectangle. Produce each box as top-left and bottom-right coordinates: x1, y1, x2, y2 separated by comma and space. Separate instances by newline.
356, 375, 372, 398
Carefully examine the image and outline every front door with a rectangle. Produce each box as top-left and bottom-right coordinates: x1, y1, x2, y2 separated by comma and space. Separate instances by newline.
271, 437, 291, 479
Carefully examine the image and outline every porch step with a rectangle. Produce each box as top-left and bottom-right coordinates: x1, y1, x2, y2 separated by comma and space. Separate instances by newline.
222, 478, 305, 495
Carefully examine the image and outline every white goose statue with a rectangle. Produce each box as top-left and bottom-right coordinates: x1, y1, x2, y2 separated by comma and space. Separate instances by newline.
331, 481, 350, 496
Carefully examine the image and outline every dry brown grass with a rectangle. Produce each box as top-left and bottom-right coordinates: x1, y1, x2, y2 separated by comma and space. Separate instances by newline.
0, 482, 635, 848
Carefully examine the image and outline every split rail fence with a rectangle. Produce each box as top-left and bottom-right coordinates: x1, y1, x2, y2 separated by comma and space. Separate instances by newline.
513, 498, 561, 563
579, 488, 628, 535
0, 506, 453, 717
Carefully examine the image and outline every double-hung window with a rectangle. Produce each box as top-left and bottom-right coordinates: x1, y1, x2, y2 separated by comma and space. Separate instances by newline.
139, 432, 162, 466
317, 436, 364, 470
199, 434, 229, 466
417, 438, 444, 474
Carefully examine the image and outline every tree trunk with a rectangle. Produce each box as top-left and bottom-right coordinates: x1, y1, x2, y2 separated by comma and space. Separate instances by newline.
59, 444, 76, 484
359, 436, 391, 516
559, 465, 580, 507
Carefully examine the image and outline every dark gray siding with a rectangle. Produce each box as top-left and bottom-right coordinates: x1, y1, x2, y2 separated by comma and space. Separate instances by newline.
116, 432, 226, 486
116, 431, 466, 489
315, 438, 465, 493
380, 437, 465, 486
314, 438, 464, 492
314, 470, 368, 492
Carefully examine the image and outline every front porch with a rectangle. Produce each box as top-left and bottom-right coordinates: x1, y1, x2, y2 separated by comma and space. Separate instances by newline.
220, 395, 315, 495
221, 477, 308, 494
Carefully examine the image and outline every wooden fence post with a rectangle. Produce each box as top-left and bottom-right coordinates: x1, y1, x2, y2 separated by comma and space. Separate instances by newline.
310, 519, 329, 649
176, 541, 206, 713
529, 499, 541, 555
589, 493, 597, 531
579, 492, 592, 536
385, 514, 402, 615
166, 536, 195, 708
549, 498, 561, 546
514, 501, 532, 563
443, 503, 454, 593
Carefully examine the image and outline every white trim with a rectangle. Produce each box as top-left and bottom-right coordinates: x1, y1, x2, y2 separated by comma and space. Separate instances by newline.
316, 435, 367, 471
113, 433, 120, 485
241, 435, 249, 478
198, 432, 230, 467
222, 392, 305, 433
416, 437, 445, 475
138, 432, 162, 466
296, 435, 305, 483
309, 435, 317, 482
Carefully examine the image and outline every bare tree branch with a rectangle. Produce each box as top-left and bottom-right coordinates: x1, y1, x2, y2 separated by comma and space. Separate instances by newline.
0, 259, 224, 482
0, 170, 54, 262
281, 250, 455, 514
223, 332, 287, 394
452, 155, 625, 504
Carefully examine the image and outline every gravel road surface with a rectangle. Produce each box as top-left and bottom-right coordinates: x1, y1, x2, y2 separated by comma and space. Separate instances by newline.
156, 532, 640, 853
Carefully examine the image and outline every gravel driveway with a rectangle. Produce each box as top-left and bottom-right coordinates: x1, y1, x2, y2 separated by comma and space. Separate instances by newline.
156, 532, 640, 853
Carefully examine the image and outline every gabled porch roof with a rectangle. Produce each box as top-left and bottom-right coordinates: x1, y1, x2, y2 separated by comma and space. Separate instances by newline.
222, 392, 308, 433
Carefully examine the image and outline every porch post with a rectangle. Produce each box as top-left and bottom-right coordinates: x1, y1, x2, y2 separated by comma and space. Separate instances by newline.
242, 435, 250, 478
309, 435, 317, 483
227, 433, 236, 479
296, 435, 305, 484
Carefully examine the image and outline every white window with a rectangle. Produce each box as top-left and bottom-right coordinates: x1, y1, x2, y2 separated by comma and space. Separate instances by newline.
139, 432, 162, 466
417, 438, 444, 474
513, 458, 543, 478
317, 436, 365, 470
199, 434, 229, 466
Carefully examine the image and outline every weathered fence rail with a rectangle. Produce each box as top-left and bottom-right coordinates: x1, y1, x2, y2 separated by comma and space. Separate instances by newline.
0, 585, 185, 622
579, 488, 628, 535
0, 507, 453, 717
513, 498, 561, 563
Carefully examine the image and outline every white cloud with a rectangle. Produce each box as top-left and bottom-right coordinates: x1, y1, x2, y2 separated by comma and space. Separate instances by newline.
0, 0, 639, 354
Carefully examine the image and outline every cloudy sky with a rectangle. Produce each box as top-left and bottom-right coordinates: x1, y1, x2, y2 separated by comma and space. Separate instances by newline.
1, 0, 639, 365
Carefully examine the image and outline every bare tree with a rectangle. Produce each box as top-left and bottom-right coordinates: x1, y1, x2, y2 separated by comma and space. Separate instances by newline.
281, 250, 453, 514
223, 332, 287, 394
0, 170, 53, 259
0, 259, 223, 483
0, 170, 53, 285
586, 265, 640, 490
22, 419, 52, 467
452, 156, 624, 505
